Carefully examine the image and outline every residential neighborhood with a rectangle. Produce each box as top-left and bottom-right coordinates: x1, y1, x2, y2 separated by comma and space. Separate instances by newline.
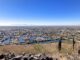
0, 26, 80, 45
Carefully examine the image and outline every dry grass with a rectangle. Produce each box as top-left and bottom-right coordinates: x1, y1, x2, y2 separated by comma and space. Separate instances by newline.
0, 43, 76, 55
0, 42, 79, 60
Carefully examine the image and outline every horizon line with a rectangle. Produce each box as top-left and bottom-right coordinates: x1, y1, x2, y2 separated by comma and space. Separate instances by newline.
0, 25, 80, 27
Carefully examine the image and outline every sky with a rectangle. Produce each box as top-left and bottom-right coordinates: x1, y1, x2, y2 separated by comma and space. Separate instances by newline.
0, 0, 80, 26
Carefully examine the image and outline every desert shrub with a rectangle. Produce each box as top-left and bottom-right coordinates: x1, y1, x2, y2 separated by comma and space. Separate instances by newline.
33, 44, 44, 53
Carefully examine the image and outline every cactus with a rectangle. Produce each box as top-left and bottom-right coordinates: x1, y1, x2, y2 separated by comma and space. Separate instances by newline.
58, 37, 62, 52
72, 35, 75, 50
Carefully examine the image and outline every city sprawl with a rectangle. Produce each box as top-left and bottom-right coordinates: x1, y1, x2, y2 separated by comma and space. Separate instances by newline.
0, 26, 80, 60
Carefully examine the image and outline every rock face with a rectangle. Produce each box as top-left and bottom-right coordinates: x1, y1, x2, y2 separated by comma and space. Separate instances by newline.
0, 53, 80, 60
78, 49, 80, 55
0, 53, 55, 60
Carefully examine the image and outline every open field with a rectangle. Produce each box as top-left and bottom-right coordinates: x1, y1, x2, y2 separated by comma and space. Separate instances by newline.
0, 42, 80, 60
0, 43, 58, 54
0, 43, 72, 54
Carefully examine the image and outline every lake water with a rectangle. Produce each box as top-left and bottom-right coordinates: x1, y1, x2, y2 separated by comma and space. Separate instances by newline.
29, 39, 61, 44
1, 37, 62, 45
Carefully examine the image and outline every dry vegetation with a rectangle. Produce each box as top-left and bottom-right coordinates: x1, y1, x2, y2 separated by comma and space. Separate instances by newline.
0, 42, 78, 55
0, 42, 80, 60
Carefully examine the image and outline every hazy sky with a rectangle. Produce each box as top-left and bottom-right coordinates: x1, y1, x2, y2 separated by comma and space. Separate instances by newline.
0, 0, 80, 26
